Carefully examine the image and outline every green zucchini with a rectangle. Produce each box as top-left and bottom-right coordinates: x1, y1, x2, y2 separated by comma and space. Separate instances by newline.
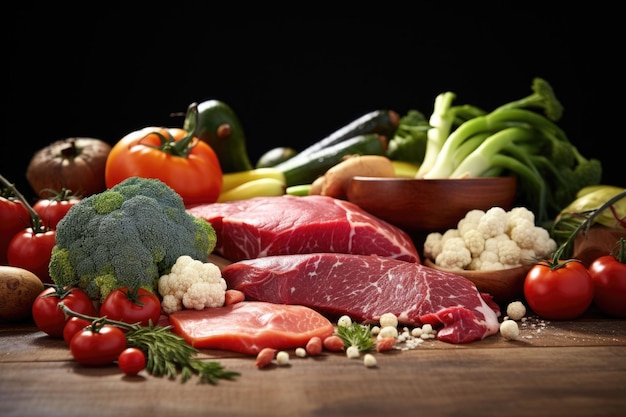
255, 146, 298, 168
273, 134, 388, 186
183, 100, 253, 173
295, 109, 399, 158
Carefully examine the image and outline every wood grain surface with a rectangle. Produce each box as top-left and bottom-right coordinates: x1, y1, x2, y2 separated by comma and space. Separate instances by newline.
1, 312, 625, 417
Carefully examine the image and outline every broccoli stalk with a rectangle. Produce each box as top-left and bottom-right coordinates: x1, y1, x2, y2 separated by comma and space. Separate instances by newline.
449, 127, 537, 178
415, 91, 457, 178
451, 104, 487, 126
493, 77, 564, 121
528, 154, 580, 214
450, 132, 491, 169
570, 146, 603, 188
446, 127, 550, 221
422, 107, 567, 179
49, 177, 217, 302
492, 146, 550, 223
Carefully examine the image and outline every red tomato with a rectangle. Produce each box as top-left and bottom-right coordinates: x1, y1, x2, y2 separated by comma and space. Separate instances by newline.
118, 347, 147, 376
0, 196, 30, 265
524, 260, 595, 320
104, 127, 223, 205
99, 287, 161, 327
32, 192, 81, 229
63, 317, 93, 345
32, 286, 98, 338
70, 324, 127, 366
588, 255, 626, 318
7, 228, 57, 283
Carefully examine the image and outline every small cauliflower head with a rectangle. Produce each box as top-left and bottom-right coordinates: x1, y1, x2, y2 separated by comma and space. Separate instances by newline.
423, 232, 443, 260
158, 255, 227, 314
477, 207, 508, 238
435, 237, 471, 270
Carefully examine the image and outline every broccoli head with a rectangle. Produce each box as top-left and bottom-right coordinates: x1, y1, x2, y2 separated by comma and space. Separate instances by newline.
494, 77, 564, 121
49, 176, 217, 302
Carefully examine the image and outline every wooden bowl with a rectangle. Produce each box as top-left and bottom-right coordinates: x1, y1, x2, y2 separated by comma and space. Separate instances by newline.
346, 176, 517, 232
424, 259, 530, 304
573, 225, 626, 268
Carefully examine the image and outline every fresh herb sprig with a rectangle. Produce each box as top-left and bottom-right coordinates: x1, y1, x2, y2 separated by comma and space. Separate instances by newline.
58, 302, 240, 384
335, 322, 375, 352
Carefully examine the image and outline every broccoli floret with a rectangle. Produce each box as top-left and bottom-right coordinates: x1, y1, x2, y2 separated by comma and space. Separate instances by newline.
386, 109, 430, 165
49, 177, 217, 302
494, 77, 564, 121
571, 148, 603, 188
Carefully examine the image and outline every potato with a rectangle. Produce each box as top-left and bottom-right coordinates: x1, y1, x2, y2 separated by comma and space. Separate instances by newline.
320, 155, 395, 199
308, 175, 325, 195
0, 266, 45, 322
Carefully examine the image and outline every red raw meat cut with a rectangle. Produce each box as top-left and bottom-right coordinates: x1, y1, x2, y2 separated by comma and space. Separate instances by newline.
186, 195, 419, 263
221, 253, 501, 344
168, 301, 335, 355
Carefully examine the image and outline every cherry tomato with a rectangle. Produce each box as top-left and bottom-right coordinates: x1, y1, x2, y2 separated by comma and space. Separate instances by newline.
105, 127, 223, 206
0, 195, 30, 265
32, 286, 98, 338
99, 287, 161, 327
588, 255, 626, 318
7, 228, 57, 284
63, 317, 93, 345
524, 260, 595, 320
32, 190, 81, 229
118, 347, 147, 376
70, 324, 127, 366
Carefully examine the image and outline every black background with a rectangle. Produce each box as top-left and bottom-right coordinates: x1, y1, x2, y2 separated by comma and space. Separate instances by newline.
5, 6, 622, 202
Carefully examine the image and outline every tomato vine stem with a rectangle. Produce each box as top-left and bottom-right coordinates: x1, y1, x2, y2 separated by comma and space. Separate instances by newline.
549, 190, 626, 269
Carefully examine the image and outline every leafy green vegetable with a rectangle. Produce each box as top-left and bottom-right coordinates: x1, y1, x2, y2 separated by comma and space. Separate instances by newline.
415, 78, 602, 223
49, 176, 217, 302
386, 109, 430, 165
335, 322, 375, 352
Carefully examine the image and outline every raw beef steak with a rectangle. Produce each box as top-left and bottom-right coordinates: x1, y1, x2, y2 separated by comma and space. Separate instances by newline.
221, 253, 501, 344
187, 195, 419, 263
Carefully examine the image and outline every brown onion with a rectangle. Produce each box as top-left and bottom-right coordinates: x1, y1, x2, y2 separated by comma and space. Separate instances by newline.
26, 137, 112, 198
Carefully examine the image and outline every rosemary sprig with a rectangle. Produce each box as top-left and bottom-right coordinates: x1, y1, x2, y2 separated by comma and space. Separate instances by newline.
58, 302, 240, 384
335, 322, 375, 352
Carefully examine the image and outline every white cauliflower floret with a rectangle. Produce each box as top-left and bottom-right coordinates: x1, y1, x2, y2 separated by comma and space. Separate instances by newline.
435, 237, 471, 270
519, 248, 537, 265
484, 233, 509, 253
480, 260, 505, 271
468, 257, 482, 271
506, 206, 535, 233
462, 228, 485, 257
158, 255, 227, 314
160, 294, 182, 314
182, 282, 226, 310
479, 249, 499, 264
532, 227, 558, 258
477, 207, 508, 238
509, 218, 538, 249
423, 232, 443, 260
497, 238, 522, 267
457, 209, 485, 236
440, 228, 461, 244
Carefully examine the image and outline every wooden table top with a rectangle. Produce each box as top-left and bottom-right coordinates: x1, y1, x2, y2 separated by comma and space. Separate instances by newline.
1, 308, 625, 417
